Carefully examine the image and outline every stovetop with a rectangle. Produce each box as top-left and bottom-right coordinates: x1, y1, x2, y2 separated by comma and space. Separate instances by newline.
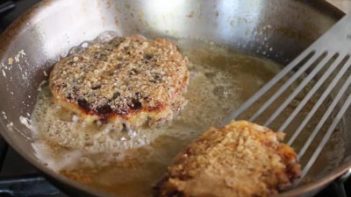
0, 1, 350, 197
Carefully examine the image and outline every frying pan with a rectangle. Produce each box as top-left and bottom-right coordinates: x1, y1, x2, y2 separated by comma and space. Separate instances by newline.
0, 0, 349, 196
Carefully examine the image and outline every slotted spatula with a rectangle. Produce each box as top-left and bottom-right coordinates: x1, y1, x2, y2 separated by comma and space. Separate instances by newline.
224, 14, 351, 178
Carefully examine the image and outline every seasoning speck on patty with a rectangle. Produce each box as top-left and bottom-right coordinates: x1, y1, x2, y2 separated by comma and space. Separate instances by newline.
49, 35, 189, 129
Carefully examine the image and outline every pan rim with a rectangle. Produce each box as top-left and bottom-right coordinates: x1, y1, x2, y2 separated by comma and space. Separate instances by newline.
0, 1, 112, 196
0, 0, 349, 196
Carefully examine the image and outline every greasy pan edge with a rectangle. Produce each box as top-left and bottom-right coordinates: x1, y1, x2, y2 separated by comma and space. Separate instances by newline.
0, 1, 113, 196
0, 0, 349, 197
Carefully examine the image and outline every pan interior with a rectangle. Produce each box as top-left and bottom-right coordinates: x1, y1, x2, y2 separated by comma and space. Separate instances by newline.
0, 0, 347, 196
29, 36, 345, 197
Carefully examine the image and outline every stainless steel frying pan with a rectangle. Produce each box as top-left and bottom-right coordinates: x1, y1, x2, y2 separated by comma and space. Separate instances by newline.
0, 0, 349, 196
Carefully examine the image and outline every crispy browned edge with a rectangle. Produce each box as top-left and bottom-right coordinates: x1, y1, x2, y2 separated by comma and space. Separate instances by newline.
154, 120, 301, 197
49, 36, 189, 124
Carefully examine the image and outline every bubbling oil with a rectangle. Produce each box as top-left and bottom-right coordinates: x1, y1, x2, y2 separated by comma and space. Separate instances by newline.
30, 38, 345, 197
30, 39, 280, 196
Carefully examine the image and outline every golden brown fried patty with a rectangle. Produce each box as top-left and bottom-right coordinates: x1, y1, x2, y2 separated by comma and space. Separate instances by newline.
49, 35, 189, 128
156, 120, 301, 197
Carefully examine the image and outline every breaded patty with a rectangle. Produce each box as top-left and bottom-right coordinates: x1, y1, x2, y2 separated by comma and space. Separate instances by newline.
156, 120, 301, 197
49, 35, 189, 129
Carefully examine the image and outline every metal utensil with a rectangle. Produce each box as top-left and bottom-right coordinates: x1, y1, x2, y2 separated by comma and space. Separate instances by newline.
0, 0, 347, 196
226, 14, 351, 179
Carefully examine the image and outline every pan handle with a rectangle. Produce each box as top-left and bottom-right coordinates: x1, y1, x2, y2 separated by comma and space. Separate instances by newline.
0, 174, 60, 197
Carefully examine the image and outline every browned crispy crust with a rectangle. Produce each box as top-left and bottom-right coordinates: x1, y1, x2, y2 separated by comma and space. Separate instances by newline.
49, 35, 189, 128
155, 120, 301, 197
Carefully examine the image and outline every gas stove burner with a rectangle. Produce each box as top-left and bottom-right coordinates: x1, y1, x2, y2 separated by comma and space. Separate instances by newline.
0, 1, 15, 15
